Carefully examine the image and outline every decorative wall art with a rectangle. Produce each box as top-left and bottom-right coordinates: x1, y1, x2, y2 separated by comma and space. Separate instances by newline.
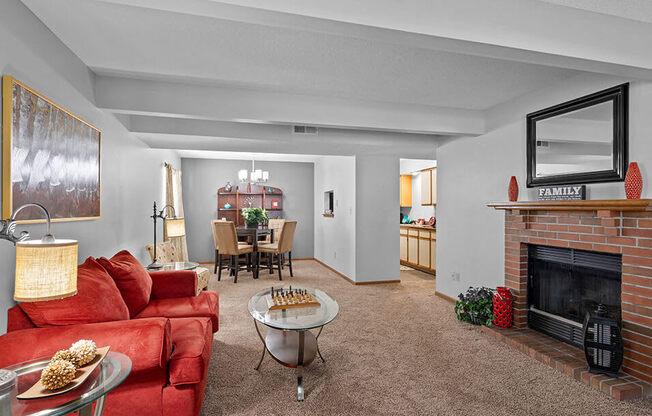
2, 76, 101, 222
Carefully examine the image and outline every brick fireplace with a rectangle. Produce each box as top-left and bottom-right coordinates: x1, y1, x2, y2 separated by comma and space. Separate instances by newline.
489, 200, 652, 385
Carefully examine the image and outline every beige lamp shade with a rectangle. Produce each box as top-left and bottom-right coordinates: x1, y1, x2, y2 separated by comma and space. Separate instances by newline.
164, 218, 186, 238
14, 239, 78, 302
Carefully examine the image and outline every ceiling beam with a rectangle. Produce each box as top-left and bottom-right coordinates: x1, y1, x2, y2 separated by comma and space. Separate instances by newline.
94, 0, 652, 80
96, 75, 485, 135
129, 115, 441, 158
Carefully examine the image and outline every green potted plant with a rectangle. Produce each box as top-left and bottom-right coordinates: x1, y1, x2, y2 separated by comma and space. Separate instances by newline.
454, 286, 494, 326
241, 207, 269, 229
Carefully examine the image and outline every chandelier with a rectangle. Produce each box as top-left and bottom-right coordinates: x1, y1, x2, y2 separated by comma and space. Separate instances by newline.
238, 160, 269, 184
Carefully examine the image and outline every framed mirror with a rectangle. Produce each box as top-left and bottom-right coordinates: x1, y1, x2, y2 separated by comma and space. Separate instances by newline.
526, 83, 628, 187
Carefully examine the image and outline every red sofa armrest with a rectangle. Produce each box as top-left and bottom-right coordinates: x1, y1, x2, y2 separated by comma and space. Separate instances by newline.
149, 270, 198, 299
0, 318, 172, 373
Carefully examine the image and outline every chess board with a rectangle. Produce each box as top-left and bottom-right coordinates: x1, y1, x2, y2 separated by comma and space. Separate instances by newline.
266, 287, 321, 311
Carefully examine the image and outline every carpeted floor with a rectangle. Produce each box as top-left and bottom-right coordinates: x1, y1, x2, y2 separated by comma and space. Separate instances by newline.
201, 260, 652, 415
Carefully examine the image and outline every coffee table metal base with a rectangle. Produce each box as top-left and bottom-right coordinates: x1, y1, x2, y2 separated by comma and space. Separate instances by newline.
253, 321, 326, 401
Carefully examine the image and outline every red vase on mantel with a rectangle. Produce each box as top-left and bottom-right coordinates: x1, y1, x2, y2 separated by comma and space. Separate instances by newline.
508, 176, 519, 202
625, 162, 643, 199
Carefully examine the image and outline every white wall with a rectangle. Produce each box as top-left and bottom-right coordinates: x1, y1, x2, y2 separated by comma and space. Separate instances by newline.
0, 0, 178, 332
314, 156, 356, 279
355, 155, 400, 282
436, 72, 652, 299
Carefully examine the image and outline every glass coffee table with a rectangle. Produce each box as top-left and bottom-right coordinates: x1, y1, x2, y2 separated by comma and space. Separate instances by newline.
3, 351, 131, 415
248, 286, 339, 401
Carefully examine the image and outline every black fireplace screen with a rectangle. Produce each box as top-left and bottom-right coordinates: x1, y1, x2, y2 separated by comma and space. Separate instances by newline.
528, 245, 622, 325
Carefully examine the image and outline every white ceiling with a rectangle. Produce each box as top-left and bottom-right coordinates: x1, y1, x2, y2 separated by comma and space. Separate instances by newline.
19, 0, 652, 156
535, 0, 652, 24
22, 0, 580, 110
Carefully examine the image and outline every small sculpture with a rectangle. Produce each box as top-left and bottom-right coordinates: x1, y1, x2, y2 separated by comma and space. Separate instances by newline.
40, 360, 76, 390
224, 203, 231, 209
51, 349, 82, 368
70, 340, 97, 366
225, 182, 232, 192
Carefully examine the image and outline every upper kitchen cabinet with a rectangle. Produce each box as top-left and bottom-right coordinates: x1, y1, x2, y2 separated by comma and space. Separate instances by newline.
400, 175, 412, 207
420, 169, 431, 205
420, 168, 437, 206
431, 168, 437, 205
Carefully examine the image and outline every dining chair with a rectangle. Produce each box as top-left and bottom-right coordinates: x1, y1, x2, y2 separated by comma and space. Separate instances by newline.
257, 221, 297, 280
266, 218, 285, 243
214, 221, 254, 283
211, 219, 251, 274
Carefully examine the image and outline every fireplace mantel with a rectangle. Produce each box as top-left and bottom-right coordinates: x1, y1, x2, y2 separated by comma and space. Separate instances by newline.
488, 199, 652, 212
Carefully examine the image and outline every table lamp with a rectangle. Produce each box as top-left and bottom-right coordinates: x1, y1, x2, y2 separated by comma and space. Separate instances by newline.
0, 203, 78, 302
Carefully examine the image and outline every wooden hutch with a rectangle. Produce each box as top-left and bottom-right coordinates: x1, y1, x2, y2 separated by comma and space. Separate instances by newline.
217, 184, 283, 226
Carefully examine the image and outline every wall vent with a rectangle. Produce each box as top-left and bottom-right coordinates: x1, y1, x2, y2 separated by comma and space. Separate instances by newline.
292, 125, 318, 135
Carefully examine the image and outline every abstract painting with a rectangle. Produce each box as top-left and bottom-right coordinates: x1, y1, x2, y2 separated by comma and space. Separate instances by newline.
2, 76, 101, 222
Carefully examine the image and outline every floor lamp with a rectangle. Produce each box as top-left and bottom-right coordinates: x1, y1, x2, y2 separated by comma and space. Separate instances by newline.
148, 201, 186, 269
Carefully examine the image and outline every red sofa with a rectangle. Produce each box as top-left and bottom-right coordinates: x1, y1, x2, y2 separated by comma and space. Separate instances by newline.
0, 251, 218, 416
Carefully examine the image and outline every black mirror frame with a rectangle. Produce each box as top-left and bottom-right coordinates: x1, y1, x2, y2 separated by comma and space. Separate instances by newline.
526, 83, 628, 188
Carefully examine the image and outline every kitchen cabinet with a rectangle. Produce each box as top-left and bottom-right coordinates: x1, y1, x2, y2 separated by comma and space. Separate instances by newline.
400, 225, 436, 275
400, 229, 408, 261
420, 170, 431, 206
420, 168, 437, 206
408, 229, 419, 264
430, 168, 437, 205
418, 231, 430, 268
430, 235, 437, 270
400, 175, 412, 207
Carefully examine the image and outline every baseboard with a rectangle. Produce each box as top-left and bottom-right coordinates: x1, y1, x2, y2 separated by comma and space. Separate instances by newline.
435, 291, 456, 304
312, 258, 355, 284
312, 258, 400, 285
199, 257, 400, 285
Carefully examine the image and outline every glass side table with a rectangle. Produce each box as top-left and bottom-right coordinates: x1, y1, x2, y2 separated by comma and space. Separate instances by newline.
158, 261, 199, 271
248, 286, 339, 401
3, 351, 131, 416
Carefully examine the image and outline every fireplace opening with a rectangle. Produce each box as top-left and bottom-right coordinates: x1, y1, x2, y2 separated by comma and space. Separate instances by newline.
527, 245, 621, 348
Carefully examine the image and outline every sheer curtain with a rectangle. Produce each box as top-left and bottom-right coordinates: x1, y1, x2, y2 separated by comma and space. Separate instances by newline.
164, 163, 189, 261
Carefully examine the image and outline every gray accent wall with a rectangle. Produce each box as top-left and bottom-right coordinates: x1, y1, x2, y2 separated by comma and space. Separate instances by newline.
181, 158, 314, 261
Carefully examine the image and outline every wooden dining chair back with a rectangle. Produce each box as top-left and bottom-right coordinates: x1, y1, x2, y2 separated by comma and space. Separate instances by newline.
211, 219, 226, 250
278, 221, 297, 254
258, 221, 297, 280
214, 221, 254, 283
214, 221, 239, 255
267, 218, 285, 243
211, 219, 227, 273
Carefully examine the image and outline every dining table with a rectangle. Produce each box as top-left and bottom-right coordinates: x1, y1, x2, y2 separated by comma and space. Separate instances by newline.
235, 227, 274, 279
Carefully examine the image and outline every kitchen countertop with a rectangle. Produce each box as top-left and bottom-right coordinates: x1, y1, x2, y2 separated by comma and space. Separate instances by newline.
400, 223, 436, 230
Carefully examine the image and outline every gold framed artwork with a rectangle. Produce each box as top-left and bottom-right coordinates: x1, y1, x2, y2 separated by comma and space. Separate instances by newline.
2, 76, 101, 222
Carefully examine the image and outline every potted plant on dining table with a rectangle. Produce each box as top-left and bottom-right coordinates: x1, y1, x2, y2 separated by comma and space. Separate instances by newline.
242, 207, 269, 229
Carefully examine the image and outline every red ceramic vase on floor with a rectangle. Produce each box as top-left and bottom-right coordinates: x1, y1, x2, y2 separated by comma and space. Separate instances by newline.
625, 162, 643, 199
508, 176, 519, 202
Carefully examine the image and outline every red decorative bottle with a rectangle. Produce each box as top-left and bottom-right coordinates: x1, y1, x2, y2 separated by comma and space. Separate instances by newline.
508, 176, 518, 202
625, 162, 642, 199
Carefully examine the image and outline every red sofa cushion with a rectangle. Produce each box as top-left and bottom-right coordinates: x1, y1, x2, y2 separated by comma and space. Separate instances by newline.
136, 291, 219, 333
19, 257, 129, 327
168, 317, 212, 386
98, 250, 153, 317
